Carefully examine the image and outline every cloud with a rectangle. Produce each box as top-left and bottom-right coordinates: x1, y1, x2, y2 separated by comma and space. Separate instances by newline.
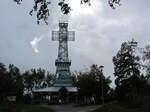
1, 0, 150, 87
30, 36, 43, 53
69, 0, 102, 17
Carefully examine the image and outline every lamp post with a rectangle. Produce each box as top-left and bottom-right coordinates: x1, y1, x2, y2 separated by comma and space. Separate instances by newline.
99, 65, 104, 105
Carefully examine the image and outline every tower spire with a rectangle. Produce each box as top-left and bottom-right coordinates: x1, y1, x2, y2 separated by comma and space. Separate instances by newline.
52, 22, 75, 86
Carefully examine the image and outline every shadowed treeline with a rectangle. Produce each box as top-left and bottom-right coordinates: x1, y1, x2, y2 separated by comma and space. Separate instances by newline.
0, 39, 150, 111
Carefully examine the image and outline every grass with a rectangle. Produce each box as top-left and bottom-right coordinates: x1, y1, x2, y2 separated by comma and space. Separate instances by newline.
92, 103, 131, 112
91, 101, 150, 112
92, 100, 150, 112
0, 103, 53, 112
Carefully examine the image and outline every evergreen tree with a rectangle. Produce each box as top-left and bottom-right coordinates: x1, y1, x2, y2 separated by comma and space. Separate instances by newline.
142, 45, 150, 82
113, 39, 141, 101
113, 40, 140, 86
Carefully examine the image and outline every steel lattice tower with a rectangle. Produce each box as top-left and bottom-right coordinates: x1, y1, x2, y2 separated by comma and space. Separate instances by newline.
52, 22, 75, 87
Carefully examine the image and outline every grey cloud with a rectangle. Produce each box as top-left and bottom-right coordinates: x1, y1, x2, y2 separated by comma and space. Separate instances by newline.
0, 0, 150, 87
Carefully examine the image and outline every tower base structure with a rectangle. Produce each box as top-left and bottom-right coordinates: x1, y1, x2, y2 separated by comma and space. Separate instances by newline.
33, 85, 77, 104
33, 22, 77, 104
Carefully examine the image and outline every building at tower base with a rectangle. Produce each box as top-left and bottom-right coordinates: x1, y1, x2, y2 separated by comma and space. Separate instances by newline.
33, 22, 77, 104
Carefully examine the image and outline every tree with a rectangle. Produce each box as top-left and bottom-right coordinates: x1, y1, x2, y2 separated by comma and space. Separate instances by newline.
77, 64, 111, 104
0, 63, 6, 74
77, 72, 97, 98
113, 40, 140, 87
46, 71, 55, 87
0, 63, 8, 102
142, 45, 150, 82
36, 68, 45, 85
30, 68, 46, 89
0, 63, 24, 102
90, 64, 112, 103
13, 0, 121, 24
112, 39, 148, 102
23, 68, 52, 90
8, 64, 24, 101
23, 71, 34, 92
70, 72, 78, 86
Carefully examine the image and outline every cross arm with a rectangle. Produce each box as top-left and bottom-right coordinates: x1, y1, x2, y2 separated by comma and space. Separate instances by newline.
68, 31, 75, 41
52, 31, 75, 41
52, 31, 59, 41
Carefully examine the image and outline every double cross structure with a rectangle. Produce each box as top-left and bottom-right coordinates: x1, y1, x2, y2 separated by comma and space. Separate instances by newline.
52, 22, 75, 87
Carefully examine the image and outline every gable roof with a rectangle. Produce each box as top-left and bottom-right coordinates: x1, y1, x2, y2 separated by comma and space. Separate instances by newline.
33, 86, 77, 92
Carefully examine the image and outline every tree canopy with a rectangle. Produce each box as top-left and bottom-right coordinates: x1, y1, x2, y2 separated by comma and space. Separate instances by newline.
113, 40, 140, 87
77, 64, 112, 103
13, 0, 121, 24
0, 39, 150, 104
142, 45, 150, 82
113, 40, 150, 103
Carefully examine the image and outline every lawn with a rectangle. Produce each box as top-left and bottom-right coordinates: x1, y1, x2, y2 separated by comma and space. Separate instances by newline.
0, 104, 53, 112
92, 102, 145, 112
92, 103, 131, 112
91, 102, 150, 112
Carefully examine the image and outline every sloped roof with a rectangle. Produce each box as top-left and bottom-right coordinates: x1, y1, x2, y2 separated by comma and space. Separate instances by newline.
33, 86, 77, 92
66, 87, 77, 92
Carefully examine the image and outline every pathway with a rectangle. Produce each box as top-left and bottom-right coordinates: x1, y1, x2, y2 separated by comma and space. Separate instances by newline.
42, 104, 101, 112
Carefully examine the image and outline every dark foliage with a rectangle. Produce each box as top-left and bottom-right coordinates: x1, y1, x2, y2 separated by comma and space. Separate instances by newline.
142, 45, 150, 82
23, 71, 34, 92
108, 0, 121, 9
0, 62, 55, 103
29, 0, 50, 25
0, 64, 24, 102
113, 40, 150, 104
13, 0, 121, 24
58, 0, 71, 14
77, 64, 112, 103
23, 68, 54, 91
113, 40, 140, 87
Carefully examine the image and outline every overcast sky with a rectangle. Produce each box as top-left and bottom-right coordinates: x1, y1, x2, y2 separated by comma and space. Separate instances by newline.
0, 0, 150, 86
